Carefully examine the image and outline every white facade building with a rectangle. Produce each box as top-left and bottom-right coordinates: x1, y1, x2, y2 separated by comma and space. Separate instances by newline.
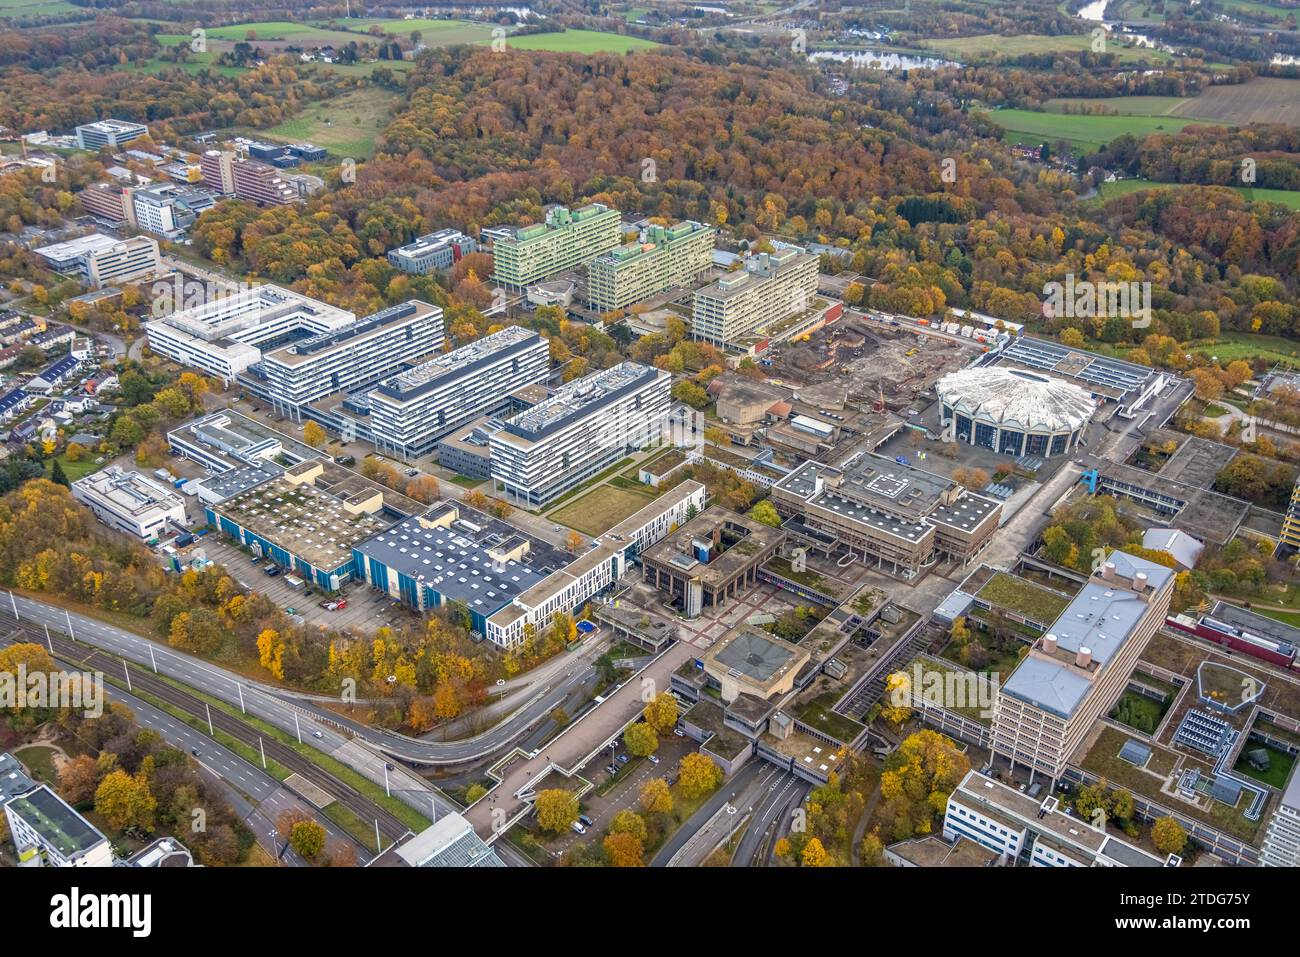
75, 119, 148, 151
34, 233, 161, 288
71, 466, 187, 540
255, 300, 445, 417
4, 785, 113, 867
368, 325, 549, 459
1261, 772, 1300, 867
489, 361, 671, 507
145, 285, 355, 382
943, 770, 1169, 868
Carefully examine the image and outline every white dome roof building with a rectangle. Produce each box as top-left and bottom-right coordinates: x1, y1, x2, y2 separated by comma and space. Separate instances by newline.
936, 367, 1097, 458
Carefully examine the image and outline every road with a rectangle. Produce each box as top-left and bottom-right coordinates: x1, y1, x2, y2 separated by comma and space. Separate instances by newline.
730, 772, 809, 867
0, 627, 363, 866
0, 596, 470, 825
465, 638, 699, 840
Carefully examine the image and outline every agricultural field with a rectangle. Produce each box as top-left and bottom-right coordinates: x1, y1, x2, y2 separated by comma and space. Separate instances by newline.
1098, 179, 1300, 210
496, 29, 662, 53
1044, 77, 1300, 128
0, 0, 80, 16
316, 18, 498, 46
982, 108, 1200, 154
924, 33, 1173, 63
252, 86, 403, 159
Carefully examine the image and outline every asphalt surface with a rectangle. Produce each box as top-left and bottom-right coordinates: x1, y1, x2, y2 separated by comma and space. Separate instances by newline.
0, 627, 365, 866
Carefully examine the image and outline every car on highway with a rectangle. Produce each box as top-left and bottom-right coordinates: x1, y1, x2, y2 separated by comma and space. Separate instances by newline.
405, 468, 419, 477
190, 748, 199, 757
312, 730, 323, 739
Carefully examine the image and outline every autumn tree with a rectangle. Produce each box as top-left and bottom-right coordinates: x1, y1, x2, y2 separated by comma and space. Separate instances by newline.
677, 753, 722, 799
289, 819, 327, 859
58, 754, 101, 804
640, 777, 673, 815
565, 530, 585, 553
623, 721, 658, 757
94, 769, 156, 832
747, 500, 782, 528
643, 691, 679, 734
603, 830, 645, 866
800, 837, 830, 867
535, 788, 579, 833
608, 809, 647, 843
405, 475, 441, 504
1151, 816, 1187, 855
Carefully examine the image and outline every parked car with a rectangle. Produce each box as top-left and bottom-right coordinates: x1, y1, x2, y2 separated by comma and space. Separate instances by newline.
578, 814, 593, 828
647, 755, 660, 765
606, 764, 619, 775
335, 455, 356, 466
264, 565, 281, 577
616, 754, 629, 765
570, 821, 586, 835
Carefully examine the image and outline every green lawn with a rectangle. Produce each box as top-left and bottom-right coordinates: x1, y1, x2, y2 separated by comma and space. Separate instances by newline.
13, 745, 59, 784
1109, 689, 1169, 734
1043, 95, 1190, 116
248, 86, 402, 159
1098, 179, 1300, 210
495, 29, 661, 53
50, 453, 104, 483
548, 482, 657, 536
1232, 743, 1296, 790
320, 18, 498, 46
1203, 403, 1231, 418
1185, 332, 1300, 366
976, 571, 1071, 624
981, 108, 1199, 155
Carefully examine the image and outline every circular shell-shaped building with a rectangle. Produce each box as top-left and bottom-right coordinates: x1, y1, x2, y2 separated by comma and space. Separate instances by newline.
936, 367, 1096, 458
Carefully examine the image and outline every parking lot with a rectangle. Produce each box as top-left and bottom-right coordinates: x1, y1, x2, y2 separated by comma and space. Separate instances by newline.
193, 535, 419, 633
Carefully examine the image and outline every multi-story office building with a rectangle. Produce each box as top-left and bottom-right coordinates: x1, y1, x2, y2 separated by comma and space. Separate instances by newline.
770, 456, 1001, 579
943, 771, 1169, 867
490, 203, 621, 292
992, 551, 1175, 781
252, 300, 444, 418
145, 284, 355, 382
129, 182, 217, 237
75, 118, 148, 151
586, 220, 715, 313
691, 248, 819, 348
489, 361, 671, 507
4, 784, 114, 867
71, 466, 187, 540
34, 233, 161, 288
387, 229, 478, 274
481, 480, 706, 648
367, 326, 549, 459
1261, 772, 1300, 866
200, 150, 298, 206
78, 181, 134, 226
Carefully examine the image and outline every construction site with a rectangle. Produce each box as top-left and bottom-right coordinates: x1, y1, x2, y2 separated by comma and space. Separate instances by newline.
765, 316, 981, 413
